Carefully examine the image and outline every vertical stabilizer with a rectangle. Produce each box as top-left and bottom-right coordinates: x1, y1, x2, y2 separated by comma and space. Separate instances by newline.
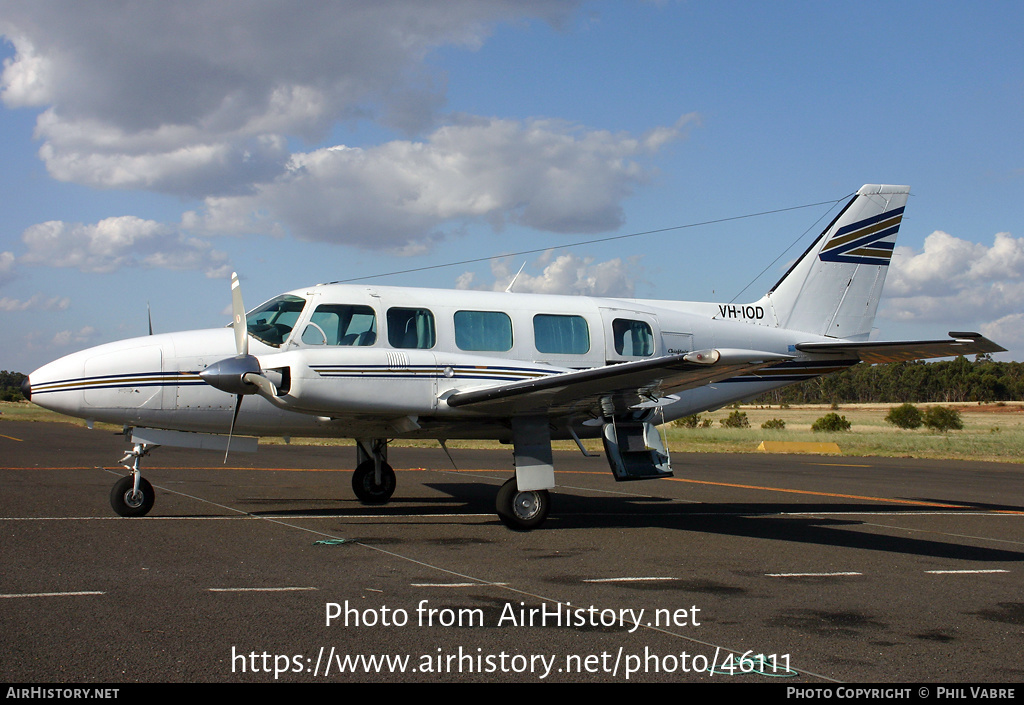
757, 184, 910, 339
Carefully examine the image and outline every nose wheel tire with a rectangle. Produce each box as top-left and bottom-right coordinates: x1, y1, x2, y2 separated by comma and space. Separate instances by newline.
496, 478, 550, 531
352, 461, 396, 504
110, 475, 155, 517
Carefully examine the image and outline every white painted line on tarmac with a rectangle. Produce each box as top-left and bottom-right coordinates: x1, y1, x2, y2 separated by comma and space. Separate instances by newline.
0, 591, 104, 598
765, 572, 862, 577
925, 569, 1010, 574
582, 577, 679, 583
411, 582, 509, 587
208, 587, 318, 592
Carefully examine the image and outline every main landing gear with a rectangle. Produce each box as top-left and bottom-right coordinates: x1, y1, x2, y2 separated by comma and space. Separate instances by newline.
349, 437, 550, 530
111, 443, 156, 517
352, 439, 396, 504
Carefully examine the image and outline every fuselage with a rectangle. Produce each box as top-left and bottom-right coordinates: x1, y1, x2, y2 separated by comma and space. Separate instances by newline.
26, 283, 849, 441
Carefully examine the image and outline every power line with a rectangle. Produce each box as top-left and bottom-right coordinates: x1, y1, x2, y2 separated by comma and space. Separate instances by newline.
326, 195, 850, 285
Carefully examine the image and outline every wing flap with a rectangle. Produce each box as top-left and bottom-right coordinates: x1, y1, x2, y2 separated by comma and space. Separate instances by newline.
795, 332, 1005, 364
444, 349, 791, 417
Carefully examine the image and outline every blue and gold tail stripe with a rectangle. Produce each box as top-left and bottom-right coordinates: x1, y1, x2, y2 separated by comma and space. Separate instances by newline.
30, 370, 204, 395
819, 206, 904, 265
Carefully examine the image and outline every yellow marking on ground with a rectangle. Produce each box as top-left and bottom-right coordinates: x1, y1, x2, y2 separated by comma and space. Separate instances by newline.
0, 433, 23, 441
757, 441, 841, 454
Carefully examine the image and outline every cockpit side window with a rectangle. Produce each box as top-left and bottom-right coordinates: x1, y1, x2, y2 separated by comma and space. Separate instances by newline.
302, 304, 377, 346
387, 307, 435, 349
246, 295, 306, 347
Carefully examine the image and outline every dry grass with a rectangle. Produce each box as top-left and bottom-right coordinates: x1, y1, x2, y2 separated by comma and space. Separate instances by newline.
668, 403, 1024, 463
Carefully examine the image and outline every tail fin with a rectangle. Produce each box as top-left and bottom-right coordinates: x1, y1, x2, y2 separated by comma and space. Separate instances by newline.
756, 184, 910, 340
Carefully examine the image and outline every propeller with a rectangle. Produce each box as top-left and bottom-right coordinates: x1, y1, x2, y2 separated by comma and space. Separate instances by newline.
199, 272, 278, 461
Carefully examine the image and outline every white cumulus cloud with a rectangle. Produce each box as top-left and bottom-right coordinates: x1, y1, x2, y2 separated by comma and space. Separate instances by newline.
457, 251, 643, 297
0, 251, 16, 286
19, 217, 230, 278
0, 2, 580, 197
0, 294, 70, 312
192, 116, 693, 250
882, 230, 1024, 330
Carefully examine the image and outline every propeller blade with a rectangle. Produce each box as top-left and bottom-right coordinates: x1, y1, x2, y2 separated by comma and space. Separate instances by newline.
224, 393, 243, 464
231, 272, 248, 357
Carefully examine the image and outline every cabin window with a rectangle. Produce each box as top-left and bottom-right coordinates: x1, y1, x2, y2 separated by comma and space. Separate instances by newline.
533, 314, 590, 355
246, 295, 306, 347
454, 310, 513, 352
301, 304, 377, 346
612, 318, 654, 357
387, 307, 436, 349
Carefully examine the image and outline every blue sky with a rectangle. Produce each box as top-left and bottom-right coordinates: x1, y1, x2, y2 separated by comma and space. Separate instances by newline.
2, 1, 1022, 374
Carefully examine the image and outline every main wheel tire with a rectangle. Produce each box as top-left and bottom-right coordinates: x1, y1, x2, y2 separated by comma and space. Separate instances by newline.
351, 461, 396, 504
110, 475, 155, 517
495, 478, 550, 531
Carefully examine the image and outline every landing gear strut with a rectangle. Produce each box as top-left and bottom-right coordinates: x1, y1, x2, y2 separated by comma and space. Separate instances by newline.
111, 443, 156, 517
352, 439, 396, 504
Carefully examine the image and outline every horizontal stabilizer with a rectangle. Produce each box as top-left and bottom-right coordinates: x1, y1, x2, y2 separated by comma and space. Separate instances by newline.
795, 333, 1005, 364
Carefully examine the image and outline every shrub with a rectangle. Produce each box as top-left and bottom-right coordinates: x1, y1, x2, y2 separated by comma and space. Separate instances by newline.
812, 412, 851, 432
673, 414, 701, 428
761, 418, 786, 430
720, 410, 750, 428
923, 406, 963, 432
886, 403, 923, 429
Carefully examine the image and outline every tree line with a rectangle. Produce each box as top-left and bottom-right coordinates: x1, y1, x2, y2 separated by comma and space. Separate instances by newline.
0, 370, 26, 399
753, 356, 1024, 406
1, 371, 26, 402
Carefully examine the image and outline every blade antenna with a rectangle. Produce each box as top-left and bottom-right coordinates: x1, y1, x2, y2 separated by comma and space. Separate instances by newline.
505, 262, 527, 293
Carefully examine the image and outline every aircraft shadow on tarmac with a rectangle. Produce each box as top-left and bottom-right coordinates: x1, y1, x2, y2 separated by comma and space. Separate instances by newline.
242, 480, 1024, 563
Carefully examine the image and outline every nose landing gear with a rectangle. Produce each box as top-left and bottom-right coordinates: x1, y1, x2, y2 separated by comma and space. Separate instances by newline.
111, 443, 156, 517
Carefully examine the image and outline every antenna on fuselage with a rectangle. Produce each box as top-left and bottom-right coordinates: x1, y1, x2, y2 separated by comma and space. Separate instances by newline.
147, 302, 153, 335
505, 262, 527, 293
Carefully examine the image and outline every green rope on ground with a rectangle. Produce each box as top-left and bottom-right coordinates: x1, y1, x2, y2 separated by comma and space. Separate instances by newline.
708, 653, 799, 678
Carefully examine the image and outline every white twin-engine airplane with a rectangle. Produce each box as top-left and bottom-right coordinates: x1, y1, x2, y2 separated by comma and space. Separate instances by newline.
24, 185, 1004, 529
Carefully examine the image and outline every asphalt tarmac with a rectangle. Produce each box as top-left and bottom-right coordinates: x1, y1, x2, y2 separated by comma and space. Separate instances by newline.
1, 420, 1022, 684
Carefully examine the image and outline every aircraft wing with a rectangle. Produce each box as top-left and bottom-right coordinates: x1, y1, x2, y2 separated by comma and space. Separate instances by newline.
794, 332, 1005, 364
444, 349, 791, 418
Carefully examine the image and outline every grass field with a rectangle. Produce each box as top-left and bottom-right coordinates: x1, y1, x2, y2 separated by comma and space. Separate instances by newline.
3, 400, 1023, 464
662, 403, 1024, 463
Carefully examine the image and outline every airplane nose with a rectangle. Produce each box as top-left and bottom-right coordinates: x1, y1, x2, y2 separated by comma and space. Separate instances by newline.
21, 375, 31, 401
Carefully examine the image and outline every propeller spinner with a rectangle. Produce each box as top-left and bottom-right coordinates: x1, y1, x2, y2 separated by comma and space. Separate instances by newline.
198, 272, 277, 461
